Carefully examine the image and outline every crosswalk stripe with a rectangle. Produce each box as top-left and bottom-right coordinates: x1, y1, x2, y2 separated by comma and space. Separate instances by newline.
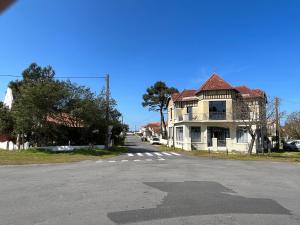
154, 152, 163, 156
133, 159, 141, 162
121, 160, 128, 162
146, 159, 152, 161
127, 153, 134, 157
162, 152, 172, 156
96, 160, 103, 163
170, 152, 181, 156
145, 152, 153, 156
137, 153, 144, 157
158, 158, 165, 161
108, 160, 116, 163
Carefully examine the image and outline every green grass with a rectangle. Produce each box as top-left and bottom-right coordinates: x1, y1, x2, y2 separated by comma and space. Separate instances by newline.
159, 145, 300, 162
0, 147, 127, 165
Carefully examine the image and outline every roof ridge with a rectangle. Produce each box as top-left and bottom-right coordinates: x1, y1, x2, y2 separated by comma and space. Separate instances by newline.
196, 73, 233, 93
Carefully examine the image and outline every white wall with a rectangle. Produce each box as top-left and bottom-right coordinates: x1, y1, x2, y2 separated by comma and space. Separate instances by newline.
160, 139, 168, 145
39, 145, 105, 151
0, 141, 29, 150
3, 87, 13, 110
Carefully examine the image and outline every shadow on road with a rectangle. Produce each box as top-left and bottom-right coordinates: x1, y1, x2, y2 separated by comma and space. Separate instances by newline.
108, 181, 291, 224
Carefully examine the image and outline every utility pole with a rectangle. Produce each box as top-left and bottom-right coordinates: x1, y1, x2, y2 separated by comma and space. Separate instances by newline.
105, 74, 110, 150
275, 97, 280, 150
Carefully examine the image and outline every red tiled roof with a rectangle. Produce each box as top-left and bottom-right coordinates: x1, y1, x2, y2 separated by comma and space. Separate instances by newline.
47, 113, 84, 128
174, 89, 197, 102
0, 134, 13, 142
196, 74, 233, 93
144, 122, 160, 129
235, 86, 265, 98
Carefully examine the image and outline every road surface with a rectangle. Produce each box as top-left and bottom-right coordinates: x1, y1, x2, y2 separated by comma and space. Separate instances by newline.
0, 135, 300, 225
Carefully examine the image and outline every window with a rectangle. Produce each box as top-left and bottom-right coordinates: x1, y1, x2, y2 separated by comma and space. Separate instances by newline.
187, 106, 192, 113
209, 101, 226, 120
176, 127, 183, 142
191, 127, 201, 142
237, 128, 248, 143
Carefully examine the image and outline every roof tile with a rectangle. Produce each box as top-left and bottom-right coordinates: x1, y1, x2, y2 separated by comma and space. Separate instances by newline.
196, 74, 233, 93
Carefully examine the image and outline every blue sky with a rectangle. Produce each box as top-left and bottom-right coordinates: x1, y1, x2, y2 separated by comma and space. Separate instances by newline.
1, 0, 300, 130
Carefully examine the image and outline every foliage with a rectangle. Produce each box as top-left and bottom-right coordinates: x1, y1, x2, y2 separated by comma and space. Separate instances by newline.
0, 102, 14, 134
142, 81, 178, 138
284, 111, 300, 139
5, 63, 127, 147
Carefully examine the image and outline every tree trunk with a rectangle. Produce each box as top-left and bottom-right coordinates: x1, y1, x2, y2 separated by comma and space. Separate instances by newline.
248, 133, 256, 155
22, 133, 25, 150
17, 134, 20, 150
160, 108, 167, 139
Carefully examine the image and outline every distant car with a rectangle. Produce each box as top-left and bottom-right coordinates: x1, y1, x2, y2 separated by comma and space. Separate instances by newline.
284, 140, 300, 151
150, 137, 160, 145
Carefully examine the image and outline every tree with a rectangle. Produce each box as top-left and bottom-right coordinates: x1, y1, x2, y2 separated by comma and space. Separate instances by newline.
284, 112, 300, 139
142, 81, 178, 138
7, 62, 127, 147
234, 95, 273, 155
0, 102, 14, 134
12, 80, 68, 146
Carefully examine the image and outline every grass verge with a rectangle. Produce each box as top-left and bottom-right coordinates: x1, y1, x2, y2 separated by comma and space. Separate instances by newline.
0, 147, 127, 165
159, 145, 300, 163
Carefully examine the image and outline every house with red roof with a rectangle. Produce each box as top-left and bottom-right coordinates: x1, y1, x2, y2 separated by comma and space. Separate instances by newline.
140, 122, 161, 140
167, 74, 267, 153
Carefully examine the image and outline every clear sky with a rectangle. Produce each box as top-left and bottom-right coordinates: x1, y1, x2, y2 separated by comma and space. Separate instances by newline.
1, 0, 300, 130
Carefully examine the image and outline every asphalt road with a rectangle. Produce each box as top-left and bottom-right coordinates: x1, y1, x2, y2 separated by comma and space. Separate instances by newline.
1, 135, 300, 225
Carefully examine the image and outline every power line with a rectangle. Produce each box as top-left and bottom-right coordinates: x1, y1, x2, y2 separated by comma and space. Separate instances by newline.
0, 74, 106, 79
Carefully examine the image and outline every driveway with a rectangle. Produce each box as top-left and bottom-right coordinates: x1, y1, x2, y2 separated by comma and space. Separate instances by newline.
0, 135, 300, 225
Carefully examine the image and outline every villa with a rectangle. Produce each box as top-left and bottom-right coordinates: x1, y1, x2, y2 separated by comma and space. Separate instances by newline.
167, 74, 267, 153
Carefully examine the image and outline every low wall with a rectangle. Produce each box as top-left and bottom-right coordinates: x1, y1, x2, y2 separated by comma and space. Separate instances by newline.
159, 139, 168, 145
39, 145, 105, 152
0, 141, 29, 150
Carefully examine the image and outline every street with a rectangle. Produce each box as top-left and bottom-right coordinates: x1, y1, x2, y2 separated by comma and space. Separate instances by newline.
0, 135, 300, 225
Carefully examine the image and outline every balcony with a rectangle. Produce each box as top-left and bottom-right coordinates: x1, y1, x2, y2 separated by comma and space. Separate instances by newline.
209, 112, 226, 120
175, 112, 231, 122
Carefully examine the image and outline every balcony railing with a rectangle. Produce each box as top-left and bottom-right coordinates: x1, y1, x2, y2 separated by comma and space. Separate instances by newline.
209, 112, 226, 120
175, 112, 230, 122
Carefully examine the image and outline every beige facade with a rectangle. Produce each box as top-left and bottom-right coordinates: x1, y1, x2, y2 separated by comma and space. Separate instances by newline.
167, 75, 266, 153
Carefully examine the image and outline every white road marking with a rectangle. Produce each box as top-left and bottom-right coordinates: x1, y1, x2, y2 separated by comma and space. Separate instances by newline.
171, 152, 181, 156
96, 160, 103, 163
137, 153, 144, 157
108, 160, 116, 163
145, 152, 153, 156
133, 159, 141, 162
121, 160, 128, 162
154, 152, 163, 156
162, 152, 172, 156
146, 159, 153, 161
157, 158, 165, 161
127, 153, 134, 157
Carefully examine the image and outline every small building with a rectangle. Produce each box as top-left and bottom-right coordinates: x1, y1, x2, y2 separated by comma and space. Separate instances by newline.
140, 122, 161, 140
167, 74, 267, 153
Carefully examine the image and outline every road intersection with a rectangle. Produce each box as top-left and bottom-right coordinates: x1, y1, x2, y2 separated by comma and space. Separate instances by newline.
0, 136, 300, 225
